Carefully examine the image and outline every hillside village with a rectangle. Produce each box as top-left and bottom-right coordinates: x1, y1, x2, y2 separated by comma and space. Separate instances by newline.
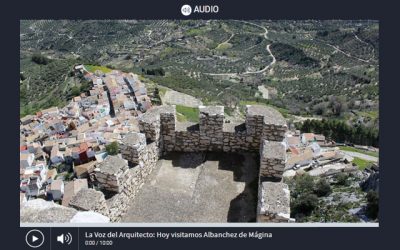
20, 65, 379, 223
20, 66, 152, 207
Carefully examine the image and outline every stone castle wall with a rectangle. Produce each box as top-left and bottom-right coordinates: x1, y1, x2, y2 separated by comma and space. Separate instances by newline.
90, 135, 161, 222
157, 105, 287, 154
199, 106, 224, 151
83, 104, 291, 222
139, 104, 291, 223
94, 156, 130, 193
107, 141, 160, 221
175, 127, 200, 152
260, 140, 287, 179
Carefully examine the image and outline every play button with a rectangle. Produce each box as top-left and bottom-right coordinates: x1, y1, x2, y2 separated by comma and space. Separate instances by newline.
25, 230, 44, 248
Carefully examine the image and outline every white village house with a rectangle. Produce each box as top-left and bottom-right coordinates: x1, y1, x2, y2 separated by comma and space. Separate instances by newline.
20, 152, 35, 169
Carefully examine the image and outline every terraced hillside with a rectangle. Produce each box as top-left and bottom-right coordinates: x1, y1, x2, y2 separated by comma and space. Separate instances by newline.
20, 20, 379, 130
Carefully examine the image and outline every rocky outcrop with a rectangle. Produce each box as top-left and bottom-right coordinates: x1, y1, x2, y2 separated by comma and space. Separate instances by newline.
69, 188, 109, 216
257, 182, 292, 222
20, 199, 109, 223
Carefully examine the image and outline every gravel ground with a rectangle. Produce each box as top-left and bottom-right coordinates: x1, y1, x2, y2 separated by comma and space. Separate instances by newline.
161, 90, 203, 108
121, 152, 258, 223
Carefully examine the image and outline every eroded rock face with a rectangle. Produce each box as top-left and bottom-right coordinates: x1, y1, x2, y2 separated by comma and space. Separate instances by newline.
20, 199, 77, 223
70, 211, 110, 223
69, 188, 109, 216
20, 199, 110, 223
257, 182, 291, 222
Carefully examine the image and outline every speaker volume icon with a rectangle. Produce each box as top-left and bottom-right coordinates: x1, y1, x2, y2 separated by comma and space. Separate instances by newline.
57, 233, 72, 245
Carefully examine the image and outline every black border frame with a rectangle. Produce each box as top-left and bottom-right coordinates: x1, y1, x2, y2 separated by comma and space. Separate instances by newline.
5, 0, 399, 249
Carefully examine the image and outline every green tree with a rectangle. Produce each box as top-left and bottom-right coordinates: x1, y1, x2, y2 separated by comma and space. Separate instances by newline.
292, 174, 315, 198
292, 193, 319, 217
70, 86, 81, 97
296, 119, 378, 147
80, 81, 92, 93
145, 67, 165, 76
335, 173, 349, 186
31, 53, 50, 65
314, 178, 332, 197
105, 141, 119, 155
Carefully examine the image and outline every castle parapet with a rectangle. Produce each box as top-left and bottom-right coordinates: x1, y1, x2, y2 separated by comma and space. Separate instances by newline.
174, 122, 200, 152
94, 155, 129, 193
261, 107, 287, 142
245, 105, 288, 144
199, 106, 224, 151
160, 106, 176, 152
105, 104, 292, 222
260, 140, 287, 179
96, 132, 162, 221
138, 104, 287, 154
120, 132, 147, 164
245, 105, 265, 135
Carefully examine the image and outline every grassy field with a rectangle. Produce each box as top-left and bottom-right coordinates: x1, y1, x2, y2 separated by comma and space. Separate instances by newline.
352, 157, 373, 170
175, 105, 199, 122
84, 64, 113, 73
339, 146, 379, 158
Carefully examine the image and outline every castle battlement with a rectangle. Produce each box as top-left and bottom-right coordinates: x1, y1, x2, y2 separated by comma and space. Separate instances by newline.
83, 105, 292, 222
136, 104, 288, 154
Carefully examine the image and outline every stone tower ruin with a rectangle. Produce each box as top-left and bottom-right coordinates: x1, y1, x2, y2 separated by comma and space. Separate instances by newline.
93, 104, 292, 222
